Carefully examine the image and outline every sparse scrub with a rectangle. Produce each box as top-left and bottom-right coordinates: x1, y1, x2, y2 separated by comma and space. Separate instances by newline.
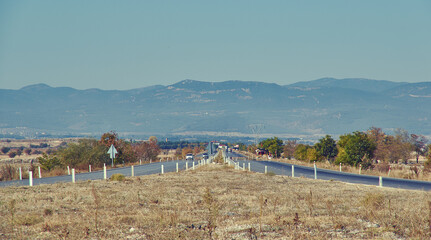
110, 173, 125, 181
44, 208, 53, 216
15, 214, 43, 226
8, 199, 16, 226
0, 164, 16, 181
203, 188, 219, 239
91, 184, 101, 237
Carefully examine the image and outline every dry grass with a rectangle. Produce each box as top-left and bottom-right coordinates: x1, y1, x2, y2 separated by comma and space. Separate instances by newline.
1, 164, 431, 239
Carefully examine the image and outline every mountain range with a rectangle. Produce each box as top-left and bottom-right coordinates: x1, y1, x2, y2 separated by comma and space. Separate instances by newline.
1, 78, 430, 139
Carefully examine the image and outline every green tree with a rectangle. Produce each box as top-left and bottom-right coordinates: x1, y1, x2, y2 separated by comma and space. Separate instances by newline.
306, 147, 321, 162
336, 131, 376, 166
294, 144, 311, 161
8, 151, 17, 158
1, 147, 10, 154
314, 135, 338, 162
38, 153, 62, 171
259, 137, 283, 158
56, 139, 109, 168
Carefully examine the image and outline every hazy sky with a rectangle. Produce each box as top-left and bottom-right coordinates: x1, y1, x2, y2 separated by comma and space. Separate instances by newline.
1, 0, 430, 90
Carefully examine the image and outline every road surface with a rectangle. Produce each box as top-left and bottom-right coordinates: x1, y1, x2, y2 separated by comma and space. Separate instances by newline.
0, 160, 198, 187
224, 151, 431, 191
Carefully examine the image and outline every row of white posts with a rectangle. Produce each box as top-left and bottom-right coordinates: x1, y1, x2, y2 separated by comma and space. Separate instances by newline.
26, 156, 214, 186
224, 159, 385, 188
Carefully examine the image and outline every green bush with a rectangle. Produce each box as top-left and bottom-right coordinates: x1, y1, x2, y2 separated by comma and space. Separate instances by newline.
38, 153, 62, 171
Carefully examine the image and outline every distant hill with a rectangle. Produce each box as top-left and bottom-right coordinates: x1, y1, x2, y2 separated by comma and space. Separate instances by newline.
0, 78, 430, 138
288, 77, 407, 92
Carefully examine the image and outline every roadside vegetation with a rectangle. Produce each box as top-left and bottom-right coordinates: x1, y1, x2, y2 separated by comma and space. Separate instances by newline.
249, 127, 431, 181
1, 126, 430, 182
0, 132, 209, 181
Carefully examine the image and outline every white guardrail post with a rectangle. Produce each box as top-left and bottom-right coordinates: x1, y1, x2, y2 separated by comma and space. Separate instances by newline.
29, 171, 33, 186
103, 164, 107, 179
314, 161, 317, 180
72, 169, 75, 183
292, 165, 294, 177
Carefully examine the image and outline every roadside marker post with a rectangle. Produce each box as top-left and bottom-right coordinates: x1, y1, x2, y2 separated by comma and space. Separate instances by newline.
38, 166, 42, 178
72, 169, 75, 183
67, 166, 70, 175
19, 167, 22, 180
176, 162, 179, 172
89, 165, 91, 173
388, 166, 391, 177
103, 164, 107, 180
192, 162, 195, 170
314, 161, 317, 180
379, 176, 383, 187
186, 162, 188, 170
243, 163, 245, 171
339, 163, 342, 172
265, 166, 267, 174
29, 171, 33, 186
248, 162, 251, 171
359, 164, 362, 175
139, 159, 142, 165
131, 165, 134, 177
161, 165, 164, 174
292, 165, 295, 177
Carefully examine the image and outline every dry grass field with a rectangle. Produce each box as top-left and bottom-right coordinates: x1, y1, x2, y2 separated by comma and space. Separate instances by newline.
1, 164, 431, 239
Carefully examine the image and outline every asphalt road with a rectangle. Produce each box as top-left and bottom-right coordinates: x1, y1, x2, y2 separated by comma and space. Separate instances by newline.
3, 151, 431, 191
224, 151, 431, 191
0, 160, 198, 187
233, 159, 431, 191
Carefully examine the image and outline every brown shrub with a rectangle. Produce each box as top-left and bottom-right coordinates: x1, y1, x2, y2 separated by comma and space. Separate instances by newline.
0, 165, 16, 181
375, 162, 390, 173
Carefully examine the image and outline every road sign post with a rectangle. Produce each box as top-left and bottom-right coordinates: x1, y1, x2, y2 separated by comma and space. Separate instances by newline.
107, 144, 118, 167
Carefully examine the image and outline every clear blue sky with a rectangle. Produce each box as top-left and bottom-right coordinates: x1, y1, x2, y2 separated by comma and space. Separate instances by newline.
0, 0, 430, 90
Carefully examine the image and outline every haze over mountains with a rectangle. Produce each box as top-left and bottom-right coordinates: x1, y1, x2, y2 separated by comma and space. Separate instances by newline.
1, 78, 430, 139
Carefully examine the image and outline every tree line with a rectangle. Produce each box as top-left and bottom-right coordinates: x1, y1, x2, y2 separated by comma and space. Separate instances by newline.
251, 127, 431, 169
38, 131, 161, 171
